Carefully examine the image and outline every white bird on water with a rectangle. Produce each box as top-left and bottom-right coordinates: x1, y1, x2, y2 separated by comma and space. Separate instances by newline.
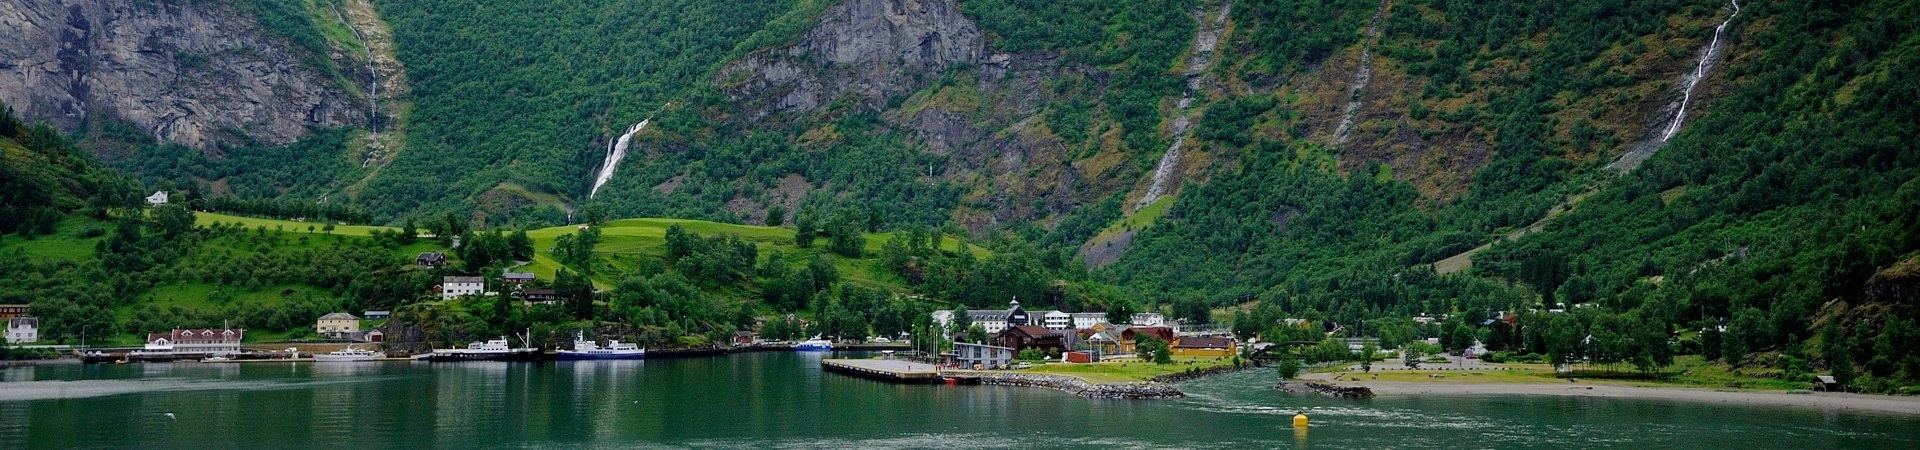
165, 412, 176, 420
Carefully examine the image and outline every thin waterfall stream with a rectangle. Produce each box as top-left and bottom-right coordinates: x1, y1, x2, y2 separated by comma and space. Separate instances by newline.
1609, 0, 1742, 171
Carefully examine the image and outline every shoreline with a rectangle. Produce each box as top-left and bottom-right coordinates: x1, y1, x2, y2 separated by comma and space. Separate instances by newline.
1309, 376, 1920, 416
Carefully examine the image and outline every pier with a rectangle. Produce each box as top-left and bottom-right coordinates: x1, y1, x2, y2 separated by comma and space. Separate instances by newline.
821, 359, 942, 383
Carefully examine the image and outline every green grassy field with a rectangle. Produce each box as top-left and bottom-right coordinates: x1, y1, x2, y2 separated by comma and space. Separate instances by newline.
0, 217, 108, 261
196, 211, 399, 237
523, 218, 985, 290
1023, 356, 1237, 383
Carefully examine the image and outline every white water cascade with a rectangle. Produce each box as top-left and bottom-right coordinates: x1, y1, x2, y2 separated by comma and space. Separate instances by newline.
1612, 0, 1742, 171
588, 120, 648, 199
1662, 0, 1742, 142
1136, 1, 1232, 210
332, 3, 383, 167
1332, 0, 1391, 147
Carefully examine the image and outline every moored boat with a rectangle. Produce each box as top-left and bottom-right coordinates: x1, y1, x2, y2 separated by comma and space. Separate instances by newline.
314, 347, 385, 362
793, 336, 833, 352
557, 331, 646, 360
429, 336, 542, 362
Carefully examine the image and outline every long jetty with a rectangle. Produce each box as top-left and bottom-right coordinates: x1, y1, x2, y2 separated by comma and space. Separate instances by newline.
820, 359, 942, 383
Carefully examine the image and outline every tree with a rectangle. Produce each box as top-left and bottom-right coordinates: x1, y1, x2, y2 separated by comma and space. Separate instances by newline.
508, 229, 534, 260
1276, 356, 1303, 379
1361, 343, 1379, 373
966, 324, 988, 344
952, 306, 973, 336
1106, 299, 1137, 324
1403, 341, 1436, 369
766, 204, 787, 227
1137, 334, 1173, 364
151, 205, 196, 238
400, 218, 419, 244
555, 269, 595, 320
794, 209, 819, 247
1018, 347, 1045, 361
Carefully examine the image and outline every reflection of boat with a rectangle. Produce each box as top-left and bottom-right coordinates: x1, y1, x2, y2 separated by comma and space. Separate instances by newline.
314, 346, 385, 362
557, 331, 646, 360
793, 336, 833, 352
429, 335, 541, 362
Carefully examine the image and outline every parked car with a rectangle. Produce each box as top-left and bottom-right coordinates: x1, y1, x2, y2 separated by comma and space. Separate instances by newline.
870, 337, 891, 343
1014, 362, 1032, 369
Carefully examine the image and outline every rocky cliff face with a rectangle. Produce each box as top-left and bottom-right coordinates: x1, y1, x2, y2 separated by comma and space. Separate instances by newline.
717, 0, 984, 120
0, 0, 357, 149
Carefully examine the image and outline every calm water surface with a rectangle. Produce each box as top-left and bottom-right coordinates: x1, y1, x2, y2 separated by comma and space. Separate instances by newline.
3, 352, 1916, 448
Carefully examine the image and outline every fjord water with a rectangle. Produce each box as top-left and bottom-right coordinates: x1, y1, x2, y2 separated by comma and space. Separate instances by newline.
3, 353, 1915, 449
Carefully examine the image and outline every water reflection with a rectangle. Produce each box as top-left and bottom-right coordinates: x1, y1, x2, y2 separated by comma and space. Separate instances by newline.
2, 355, 1918, 448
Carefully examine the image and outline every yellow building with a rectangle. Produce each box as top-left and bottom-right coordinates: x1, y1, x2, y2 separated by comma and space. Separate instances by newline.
1170, 336, 1237, 357
316, 312, 360, 337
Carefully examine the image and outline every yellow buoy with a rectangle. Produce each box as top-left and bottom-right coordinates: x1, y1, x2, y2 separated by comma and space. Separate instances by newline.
1292, 412, 1309, 428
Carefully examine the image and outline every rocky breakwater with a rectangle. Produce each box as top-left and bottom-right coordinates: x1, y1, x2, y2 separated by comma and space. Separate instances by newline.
971, 373, 1184, 399
1275, 381, 1376, 399
1148, 362, 1259, 383
0, 0, 358, 149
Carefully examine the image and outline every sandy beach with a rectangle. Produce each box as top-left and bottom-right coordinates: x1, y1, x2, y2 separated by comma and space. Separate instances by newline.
1322, 378, 1920, 416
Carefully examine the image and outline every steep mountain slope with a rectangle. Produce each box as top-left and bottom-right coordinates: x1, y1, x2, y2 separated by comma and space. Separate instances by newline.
0, 0, 362, 149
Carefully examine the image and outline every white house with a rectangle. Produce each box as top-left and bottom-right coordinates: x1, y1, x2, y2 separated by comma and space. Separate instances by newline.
145, 191, 168, 205
4, 317, 38, 343
932, 299, 1028, 334
1071, 312, 1108, 330
1131, 313, 1167, 328
1042, 310, 1072, 330
143, 328, 244, 355
442, 276, 485, 300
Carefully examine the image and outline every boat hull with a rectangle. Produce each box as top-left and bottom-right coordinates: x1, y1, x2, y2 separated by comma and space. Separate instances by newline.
556, 351, 646, 360
427, 350, 544, 362
793, 345, 833, 352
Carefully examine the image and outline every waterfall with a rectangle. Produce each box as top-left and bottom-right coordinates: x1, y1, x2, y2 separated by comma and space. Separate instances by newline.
1661, 0, 1741, 142
1609, 0, 1742, 172
1332, 0, 1391, 147
333, 2, 383, 168
588, 120, 648, 199
1136, 1, 1232, 210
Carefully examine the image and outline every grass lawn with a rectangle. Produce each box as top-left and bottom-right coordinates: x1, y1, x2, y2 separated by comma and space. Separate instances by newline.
0, 217, 108, 262
1023, 356, 1237, 383
522, 218, 986, 291
1308, 356, 1811, 391
196, 211, 399, 237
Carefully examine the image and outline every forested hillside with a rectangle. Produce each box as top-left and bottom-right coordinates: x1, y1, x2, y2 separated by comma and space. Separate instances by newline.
6, 0, 1918, 389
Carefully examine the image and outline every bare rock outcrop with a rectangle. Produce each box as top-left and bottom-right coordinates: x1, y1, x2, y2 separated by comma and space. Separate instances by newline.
0, 0, 357, 149
717, 0, 984, 120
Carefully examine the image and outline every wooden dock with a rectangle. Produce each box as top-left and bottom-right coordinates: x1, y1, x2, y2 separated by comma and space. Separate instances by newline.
821, 359, 942, 383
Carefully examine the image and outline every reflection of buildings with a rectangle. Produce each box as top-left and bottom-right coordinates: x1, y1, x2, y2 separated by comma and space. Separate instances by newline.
434, 362, 510, 445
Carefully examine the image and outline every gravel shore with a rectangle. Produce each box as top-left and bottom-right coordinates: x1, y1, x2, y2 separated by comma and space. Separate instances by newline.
1344, 380, 1920, 416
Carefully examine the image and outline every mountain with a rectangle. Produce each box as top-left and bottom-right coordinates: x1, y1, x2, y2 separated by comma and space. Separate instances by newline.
3, 0, 1918, 386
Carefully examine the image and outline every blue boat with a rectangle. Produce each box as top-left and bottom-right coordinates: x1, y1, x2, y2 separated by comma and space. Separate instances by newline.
793, 336, 834, 352
558, 331, 646, 360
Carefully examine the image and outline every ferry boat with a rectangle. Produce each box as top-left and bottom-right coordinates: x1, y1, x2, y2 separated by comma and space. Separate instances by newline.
793, 336, 834, 352
557, 331, 646, 360
313, 347, 385, 362
429, 335, 541, 362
